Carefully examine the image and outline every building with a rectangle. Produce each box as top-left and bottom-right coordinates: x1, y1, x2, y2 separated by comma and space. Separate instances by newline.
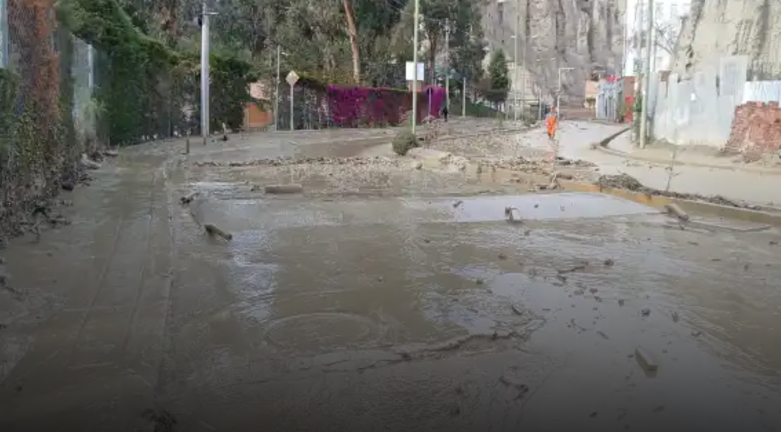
624, 0, 690, 76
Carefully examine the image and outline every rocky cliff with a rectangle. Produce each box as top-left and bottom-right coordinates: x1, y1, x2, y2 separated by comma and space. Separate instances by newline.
518, 0, 625, 103
672, 0, 781, 79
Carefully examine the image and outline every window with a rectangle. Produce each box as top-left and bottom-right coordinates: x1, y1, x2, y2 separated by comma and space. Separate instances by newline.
497, 2, 503, 24
671, 3, 678, 17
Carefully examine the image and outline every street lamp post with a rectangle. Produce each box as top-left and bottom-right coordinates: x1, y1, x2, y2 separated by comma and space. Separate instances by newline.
274, 48, 289, 131
411, 0, 420, 134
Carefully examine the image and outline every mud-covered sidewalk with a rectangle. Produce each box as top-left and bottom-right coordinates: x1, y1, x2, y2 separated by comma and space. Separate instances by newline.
2, 124, 781, 432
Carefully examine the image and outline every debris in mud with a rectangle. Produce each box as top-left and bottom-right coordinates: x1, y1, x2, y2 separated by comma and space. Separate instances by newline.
691, 330, 703, 337
143, 408, 177, 432
618, 299, 625, 306
511, 304, 524, 315
504, 207, 522, 223
205, 224, 232, 241
664, 203, 690, 221
264, 184, 303, 194
180, 191, 199, 205
634, 346, 659, 374
558, 262, 588, 274
103, 149, 119, 157
641, 308, 651, 317
79, 153, 101, 170
603, 258, 615, 266
498, 376, 530, 399
671, 311, 680, 323
475, 278, 484, 285
595, 174, 754, 208
498, 253, 507, 260
195, 156, 404, 168
453, 200, 463, 208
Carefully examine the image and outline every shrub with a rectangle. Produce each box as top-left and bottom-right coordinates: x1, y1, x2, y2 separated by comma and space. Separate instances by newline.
392, 130, 418, 156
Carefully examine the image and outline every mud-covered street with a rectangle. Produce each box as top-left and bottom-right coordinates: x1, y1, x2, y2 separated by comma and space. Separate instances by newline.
2, 121, 781, 432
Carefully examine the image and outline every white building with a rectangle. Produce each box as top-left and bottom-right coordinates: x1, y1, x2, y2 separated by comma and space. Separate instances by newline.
623, 0, 690, 76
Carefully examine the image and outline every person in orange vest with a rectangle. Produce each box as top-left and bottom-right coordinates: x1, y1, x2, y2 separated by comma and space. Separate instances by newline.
545, 107, 559, 162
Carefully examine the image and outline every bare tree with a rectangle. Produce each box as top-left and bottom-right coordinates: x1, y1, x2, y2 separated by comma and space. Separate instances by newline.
627, 17, 683, 56
652, 20, 681, 55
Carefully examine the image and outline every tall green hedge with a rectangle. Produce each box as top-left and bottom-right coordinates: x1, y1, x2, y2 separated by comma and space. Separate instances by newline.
56, 0, 258, 145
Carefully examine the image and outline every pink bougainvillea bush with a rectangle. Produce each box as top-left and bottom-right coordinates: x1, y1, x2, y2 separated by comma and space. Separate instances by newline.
326, 85, 446, 127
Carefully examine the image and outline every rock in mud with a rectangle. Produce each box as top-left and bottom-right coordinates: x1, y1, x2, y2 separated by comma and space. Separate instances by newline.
80, 154, 101, 170
264, 184, 303, 194
664, 203, 690, 221
204, 224, 232, 241
634, 346, 659, 374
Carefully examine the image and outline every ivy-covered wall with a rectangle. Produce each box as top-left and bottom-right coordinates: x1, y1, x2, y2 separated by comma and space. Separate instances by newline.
0, 0, 257, 240
56, 0, 258, 146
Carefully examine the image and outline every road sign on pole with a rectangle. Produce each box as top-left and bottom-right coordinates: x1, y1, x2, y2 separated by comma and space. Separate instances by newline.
287, 71, 299, 131
286, 71, 299, 86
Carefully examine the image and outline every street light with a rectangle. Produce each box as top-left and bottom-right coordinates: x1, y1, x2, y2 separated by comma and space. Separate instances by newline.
274, 47, 289, 131
411, 0, 420, 134
200, 2, 219, 145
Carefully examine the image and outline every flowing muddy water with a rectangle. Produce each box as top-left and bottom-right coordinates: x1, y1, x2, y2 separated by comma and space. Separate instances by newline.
1, 131, 781, 432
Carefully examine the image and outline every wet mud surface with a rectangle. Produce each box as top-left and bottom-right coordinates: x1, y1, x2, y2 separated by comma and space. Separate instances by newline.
1, 128, 781, 431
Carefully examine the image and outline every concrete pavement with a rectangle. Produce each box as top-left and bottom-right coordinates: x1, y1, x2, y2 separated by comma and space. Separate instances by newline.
479, 123, 781, 206
600, 133, 781, 174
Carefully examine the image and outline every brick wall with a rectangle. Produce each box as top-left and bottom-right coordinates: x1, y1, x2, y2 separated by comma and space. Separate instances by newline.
725, 101, 781, 158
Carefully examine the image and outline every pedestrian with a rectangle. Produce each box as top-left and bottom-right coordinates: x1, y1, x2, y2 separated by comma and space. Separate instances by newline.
441, 104, 449, 122
545, 107, 559, 162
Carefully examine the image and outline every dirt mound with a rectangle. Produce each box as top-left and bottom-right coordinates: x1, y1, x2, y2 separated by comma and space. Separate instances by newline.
595, 174, 757, 209
194, 156, 404, 168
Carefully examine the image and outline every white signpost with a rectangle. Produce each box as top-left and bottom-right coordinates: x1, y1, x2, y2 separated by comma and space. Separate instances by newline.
405, 62, 424, 83
286, 70, 299, 131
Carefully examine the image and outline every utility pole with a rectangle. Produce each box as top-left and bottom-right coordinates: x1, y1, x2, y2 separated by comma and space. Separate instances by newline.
462, 78, 466, 117
444, 18, 450, 110
200, 0, 211, 145
640, 0, 653, 148
513, 0, 519, 122
274, 46, 281, 131
632, 0, 643, 142
411, 0, 420, 134
0, 0, 8, 68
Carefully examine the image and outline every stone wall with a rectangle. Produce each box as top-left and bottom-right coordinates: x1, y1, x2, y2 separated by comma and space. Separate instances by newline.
725, 101, 781, 158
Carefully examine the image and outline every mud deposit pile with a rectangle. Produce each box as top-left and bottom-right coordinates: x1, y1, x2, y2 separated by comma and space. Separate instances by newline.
595, 173, 760, 209
192, 156, 497, 197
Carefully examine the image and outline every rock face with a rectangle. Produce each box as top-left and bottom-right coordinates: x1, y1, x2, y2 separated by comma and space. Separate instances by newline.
672, 0, 781, 79
518, 0, 625, 103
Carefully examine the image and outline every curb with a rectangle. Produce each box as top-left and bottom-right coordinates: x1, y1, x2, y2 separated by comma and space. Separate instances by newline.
558, 180, 781, 228
595, 132, 781, 175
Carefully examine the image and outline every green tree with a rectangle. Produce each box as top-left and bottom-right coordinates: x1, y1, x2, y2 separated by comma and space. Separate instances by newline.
486, 49, 510, 105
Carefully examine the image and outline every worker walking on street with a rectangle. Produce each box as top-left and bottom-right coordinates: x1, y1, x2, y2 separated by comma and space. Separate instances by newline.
545, 107, 559, 162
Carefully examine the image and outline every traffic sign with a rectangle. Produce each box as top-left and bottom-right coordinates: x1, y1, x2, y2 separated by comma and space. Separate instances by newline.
286, 71, 299, 86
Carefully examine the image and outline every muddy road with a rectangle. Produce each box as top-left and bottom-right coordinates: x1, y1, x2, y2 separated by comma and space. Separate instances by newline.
1, 126, 781, 432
